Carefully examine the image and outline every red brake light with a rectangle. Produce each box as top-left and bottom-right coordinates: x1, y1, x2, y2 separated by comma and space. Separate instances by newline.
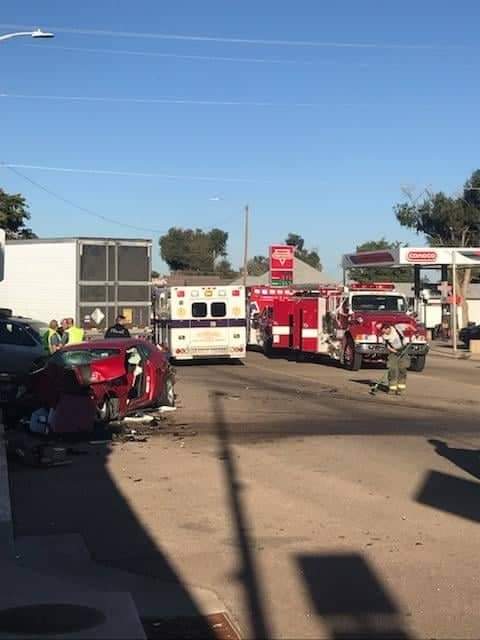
177, 290, 185, 298
232, 290, 240, 297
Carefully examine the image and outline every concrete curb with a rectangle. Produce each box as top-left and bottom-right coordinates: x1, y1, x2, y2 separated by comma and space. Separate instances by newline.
0, 422, 14, 560
429, 349, 472, 361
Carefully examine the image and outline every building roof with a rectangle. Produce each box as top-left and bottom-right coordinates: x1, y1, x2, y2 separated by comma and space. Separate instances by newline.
230, 257, 338, 287
6, 237, 152, 244
162, 272, 233, 286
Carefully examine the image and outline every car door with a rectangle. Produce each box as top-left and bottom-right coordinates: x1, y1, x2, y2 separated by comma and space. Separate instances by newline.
124, 345, 150, 411
136, 342, 165, 406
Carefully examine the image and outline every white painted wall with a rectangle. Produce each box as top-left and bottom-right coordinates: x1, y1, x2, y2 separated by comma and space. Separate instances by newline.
459, 300, 480, 326
468, 301, 480, 324
0, 242, 77, 322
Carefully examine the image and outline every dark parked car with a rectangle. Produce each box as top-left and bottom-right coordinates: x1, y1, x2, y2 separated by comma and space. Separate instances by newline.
459, 323, 480, 349
0, 316, 49, 406
32, 339, 174, 422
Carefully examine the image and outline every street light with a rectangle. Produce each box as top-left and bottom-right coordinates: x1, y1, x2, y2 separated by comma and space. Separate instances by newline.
0, 28, 54, 42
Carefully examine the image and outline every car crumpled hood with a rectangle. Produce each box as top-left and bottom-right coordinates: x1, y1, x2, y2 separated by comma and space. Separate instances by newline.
0, 344, 45, 377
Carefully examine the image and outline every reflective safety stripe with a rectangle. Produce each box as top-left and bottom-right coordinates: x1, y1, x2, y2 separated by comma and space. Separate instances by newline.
272, 326, 290, 336
397, 384, 406, 390
302, 328, 318, 338
389, 385, 398, 391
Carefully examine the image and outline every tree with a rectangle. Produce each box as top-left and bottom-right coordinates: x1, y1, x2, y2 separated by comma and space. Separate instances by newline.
159, 227, 229, 273
0, 188, 36, 239
395, 170, 480, 325
347, 239, 413, 283
151, 270, 160, 279
247, 255, 269, 276
285, 233, 322, 270
215, 259, 238, 279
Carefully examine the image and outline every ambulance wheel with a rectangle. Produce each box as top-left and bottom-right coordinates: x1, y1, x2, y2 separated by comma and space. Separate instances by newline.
159, 375, 175, 407
409, 355, 426, 372
344, 338, 362, 371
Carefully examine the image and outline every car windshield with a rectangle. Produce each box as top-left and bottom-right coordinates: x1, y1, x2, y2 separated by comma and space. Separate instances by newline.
351, 295, 407, 312
53, 348, 121, 368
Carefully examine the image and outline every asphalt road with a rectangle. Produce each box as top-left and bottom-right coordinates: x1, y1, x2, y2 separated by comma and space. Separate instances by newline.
10, 350, 480, 639
175, 350, 480, 438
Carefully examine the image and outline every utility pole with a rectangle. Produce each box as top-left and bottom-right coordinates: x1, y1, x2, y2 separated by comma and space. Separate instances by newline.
242, 204, 249, 288
452, 249, 458, 353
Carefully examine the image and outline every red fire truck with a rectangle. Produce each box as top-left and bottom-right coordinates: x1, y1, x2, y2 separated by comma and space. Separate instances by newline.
258, 283, 429, 371
247, 286, 295, 348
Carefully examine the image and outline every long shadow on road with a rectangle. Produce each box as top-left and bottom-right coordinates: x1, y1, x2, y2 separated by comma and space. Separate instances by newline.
211, 391, 271, 640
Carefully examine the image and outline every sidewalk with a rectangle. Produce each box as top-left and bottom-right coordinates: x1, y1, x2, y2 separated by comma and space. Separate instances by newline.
0, 425, 237, 639
428, 341, 472, 360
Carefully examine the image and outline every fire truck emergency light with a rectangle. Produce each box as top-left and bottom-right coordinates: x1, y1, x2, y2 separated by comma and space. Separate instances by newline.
350, 283, 395, 291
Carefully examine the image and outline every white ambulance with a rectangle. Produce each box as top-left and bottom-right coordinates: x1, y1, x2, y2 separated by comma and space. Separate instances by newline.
166, 286, 246, 361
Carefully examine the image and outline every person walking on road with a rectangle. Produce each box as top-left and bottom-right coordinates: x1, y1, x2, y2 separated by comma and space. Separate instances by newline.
105, 314, 131, 339
63, 318, 85, 345
381, 323, 408, 394
43, 320, 62, 354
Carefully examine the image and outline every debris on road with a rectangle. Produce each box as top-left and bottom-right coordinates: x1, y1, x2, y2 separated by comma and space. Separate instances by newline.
124, 414, 155, 424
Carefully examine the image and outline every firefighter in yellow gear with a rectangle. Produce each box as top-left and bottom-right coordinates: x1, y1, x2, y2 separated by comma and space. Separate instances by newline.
381, 323, 408, 394
63, 318, 85, 345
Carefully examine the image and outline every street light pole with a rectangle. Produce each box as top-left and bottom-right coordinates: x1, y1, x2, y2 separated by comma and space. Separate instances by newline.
0, 29, 54, 42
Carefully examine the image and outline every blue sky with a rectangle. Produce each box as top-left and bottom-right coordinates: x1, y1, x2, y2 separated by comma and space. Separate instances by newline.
1, 0, 479, 275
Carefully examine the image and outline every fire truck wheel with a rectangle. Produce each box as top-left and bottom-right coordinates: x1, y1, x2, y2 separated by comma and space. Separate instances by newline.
409, 355, 426, 372
343, 337, 362, 371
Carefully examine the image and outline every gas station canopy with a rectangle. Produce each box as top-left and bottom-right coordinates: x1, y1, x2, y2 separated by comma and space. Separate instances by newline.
342, 247, 480, 269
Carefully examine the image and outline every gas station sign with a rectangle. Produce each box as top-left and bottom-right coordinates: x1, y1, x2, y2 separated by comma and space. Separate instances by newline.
269, 244, 294, 286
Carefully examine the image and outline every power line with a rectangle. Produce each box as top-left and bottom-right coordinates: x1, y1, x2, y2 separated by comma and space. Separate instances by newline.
0, 23, 442, 49
1, 163, 248, 235
2, 162, 265, 184
2, 163, 167, 234
0, 92, 321, 108
27, 44, 306, 65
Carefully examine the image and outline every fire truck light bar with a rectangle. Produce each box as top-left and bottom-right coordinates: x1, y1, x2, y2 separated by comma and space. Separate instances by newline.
350, 283, 395, 291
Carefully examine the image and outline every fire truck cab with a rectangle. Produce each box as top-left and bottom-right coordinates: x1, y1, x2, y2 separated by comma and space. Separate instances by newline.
259, 283, 429, 371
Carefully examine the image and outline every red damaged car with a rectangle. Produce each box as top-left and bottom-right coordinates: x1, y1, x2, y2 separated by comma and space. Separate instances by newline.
33, 339, 175, 422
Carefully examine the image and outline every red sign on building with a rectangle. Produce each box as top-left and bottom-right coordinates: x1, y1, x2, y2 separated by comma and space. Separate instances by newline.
269, 245, 295, 286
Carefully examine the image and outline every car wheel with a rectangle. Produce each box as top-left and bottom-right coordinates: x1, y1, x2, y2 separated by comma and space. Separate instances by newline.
159, 375, 175, 407
343, 337, 362, 371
